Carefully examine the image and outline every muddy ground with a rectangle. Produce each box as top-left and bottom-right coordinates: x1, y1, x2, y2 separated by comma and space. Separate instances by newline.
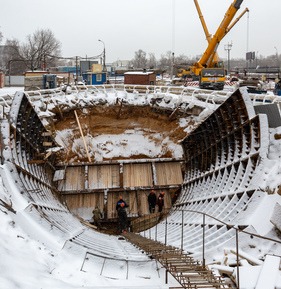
51, 105, 194, 164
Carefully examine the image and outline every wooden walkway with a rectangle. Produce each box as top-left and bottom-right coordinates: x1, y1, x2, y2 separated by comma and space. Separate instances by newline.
124, 232, 235, 289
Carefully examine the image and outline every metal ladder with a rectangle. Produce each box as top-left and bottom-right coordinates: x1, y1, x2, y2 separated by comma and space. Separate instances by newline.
124, 232, 235, 289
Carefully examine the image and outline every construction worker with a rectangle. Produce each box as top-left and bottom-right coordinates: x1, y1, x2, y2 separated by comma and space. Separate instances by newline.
148, 190, 157, 213
92, 205, 102, 228
157, 191, 165, 213
116, 195, 129, 234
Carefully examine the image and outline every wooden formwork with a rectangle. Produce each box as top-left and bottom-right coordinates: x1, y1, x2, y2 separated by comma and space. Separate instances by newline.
88, 164, 120, 189
155, 162, 183, 185
57, 160, 182, 220
123, 163, 153, 187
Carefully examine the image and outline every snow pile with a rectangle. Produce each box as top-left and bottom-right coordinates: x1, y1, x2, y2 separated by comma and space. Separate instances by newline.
262, 127, 281, 192
56, 129, 183, 162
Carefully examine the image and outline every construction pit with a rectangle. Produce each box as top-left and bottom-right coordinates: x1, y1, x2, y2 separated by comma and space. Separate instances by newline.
1, 84, 281, 288
17, 86, 210, 223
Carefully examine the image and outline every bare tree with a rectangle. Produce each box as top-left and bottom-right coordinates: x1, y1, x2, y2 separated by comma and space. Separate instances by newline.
174, 54, 191, 66
20, 29, 61, 71
147, 53, 157, 69
2, 39, 26, 74
158, 51, 174, 72
131, 49, 147, 69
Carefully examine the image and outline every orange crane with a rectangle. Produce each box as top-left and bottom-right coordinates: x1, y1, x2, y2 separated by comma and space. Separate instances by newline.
178, 0, 249, 90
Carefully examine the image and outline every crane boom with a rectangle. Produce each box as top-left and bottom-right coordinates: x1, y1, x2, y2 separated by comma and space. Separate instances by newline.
192, 0, 244, 75
176, 0, 248, 90
194, 0, 249, 69
193, 0, 212, 42
193, 0, 219, 66
226, 7, 249, 34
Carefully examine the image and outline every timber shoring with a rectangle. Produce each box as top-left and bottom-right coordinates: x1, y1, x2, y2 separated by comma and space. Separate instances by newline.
124, 232, 234, 289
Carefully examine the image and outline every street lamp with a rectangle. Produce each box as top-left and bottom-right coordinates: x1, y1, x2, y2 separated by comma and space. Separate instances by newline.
98, 39, 106, 72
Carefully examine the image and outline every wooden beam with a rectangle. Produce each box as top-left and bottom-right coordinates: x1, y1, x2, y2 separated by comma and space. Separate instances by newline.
42, 131, 52, 136
43, 142, 53, 147
116, 99, 124, 119
60, 184, 181, 195
74, 110, 92, 162
169, 107, 179, 121
27, 159, 46, 164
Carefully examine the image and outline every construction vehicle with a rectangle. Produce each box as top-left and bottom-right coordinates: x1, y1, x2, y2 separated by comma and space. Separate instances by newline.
178, 0, 249, 90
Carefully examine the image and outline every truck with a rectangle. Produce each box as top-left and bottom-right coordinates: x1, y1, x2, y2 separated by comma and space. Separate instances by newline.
199, 68, 226, 90
178, 0, 248, 90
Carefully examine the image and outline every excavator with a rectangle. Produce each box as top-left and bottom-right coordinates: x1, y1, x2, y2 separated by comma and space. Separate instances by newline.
178, 0, 249, 90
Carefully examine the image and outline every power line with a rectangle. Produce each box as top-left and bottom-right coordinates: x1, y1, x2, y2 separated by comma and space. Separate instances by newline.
45, 53, 104, 61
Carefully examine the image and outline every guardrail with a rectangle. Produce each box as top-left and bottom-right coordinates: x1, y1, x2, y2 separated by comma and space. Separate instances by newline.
1, 84, 281, 115
137, 208, 281, 289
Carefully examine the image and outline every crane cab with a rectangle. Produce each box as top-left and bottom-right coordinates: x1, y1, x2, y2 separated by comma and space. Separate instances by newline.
199, 68, 226, 90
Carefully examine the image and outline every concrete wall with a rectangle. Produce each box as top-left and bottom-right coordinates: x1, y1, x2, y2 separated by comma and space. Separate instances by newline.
5, 75, 24, 86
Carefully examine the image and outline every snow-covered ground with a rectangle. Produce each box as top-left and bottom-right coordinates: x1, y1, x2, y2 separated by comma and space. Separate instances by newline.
0, 86, 24, 96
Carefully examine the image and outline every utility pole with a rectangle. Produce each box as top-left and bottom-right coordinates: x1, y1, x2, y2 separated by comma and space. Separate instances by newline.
171, 52, 175, 80
75, 56, 79, 84
98, 39, 106, 72
224, 42, 232, 75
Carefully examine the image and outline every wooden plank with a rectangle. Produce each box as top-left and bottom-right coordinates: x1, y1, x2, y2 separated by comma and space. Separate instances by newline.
74, 110, 91, 162
136, 190, 150, 216
123, 163, 153, 187
64, 192, 104, 213
58, 166, 85, 191
27, 159, 46, 164
128, 191, 138, 217
155, 162, 183, 185
42, 131, 52, 136
88, 165, 120, 189
43, 142, 53, 147
107, 192, 118, 219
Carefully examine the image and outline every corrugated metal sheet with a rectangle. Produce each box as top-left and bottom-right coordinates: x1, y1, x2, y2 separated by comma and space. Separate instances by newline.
155, 162, 183, 185
123, 163, 153, 187
88, 165, 119, 189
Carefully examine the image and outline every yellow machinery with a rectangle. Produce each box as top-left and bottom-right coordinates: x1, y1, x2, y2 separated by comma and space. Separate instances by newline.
179, 0, 249, 90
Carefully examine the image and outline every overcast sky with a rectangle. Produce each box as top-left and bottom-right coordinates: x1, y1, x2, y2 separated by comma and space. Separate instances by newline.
1, 0, 280, 63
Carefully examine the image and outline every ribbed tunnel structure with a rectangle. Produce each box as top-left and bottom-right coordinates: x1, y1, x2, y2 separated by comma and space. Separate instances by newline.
1, 85, 281, 287
142, 89, 279, 260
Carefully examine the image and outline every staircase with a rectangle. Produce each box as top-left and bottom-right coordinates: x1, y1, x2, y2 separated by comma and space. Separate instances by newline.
124, 232, 235, 289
